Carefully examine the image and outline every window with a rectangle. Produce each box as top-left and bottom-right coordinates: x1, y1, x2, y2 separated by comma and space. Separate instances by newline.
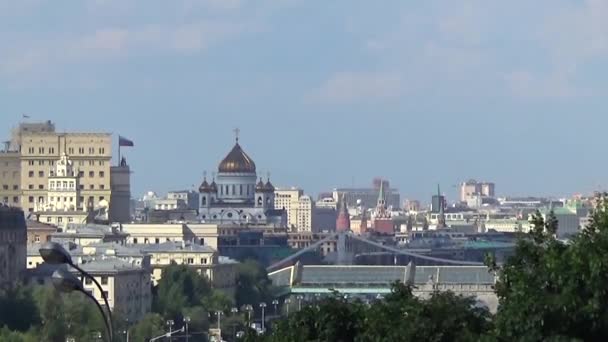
89, 171, 94, 178
68, 147, 74, 154
28, 184, 34, 190
79, 196, 84, 203
99, 147, 105, 154
34, 235, 40, 243
46, 217, 51, 223
38, 196, 43, 203
38, 147, 44, 154
49, 147, 55, 154
2, 196, 7, 203
28, 160, 34, 166
133, 238, 138, 244
100, 184, 105, 190
28, 147, 34, 154
1, 185, 7, 190
28, 171, 34, 177
78, 147, 84, 154
187, 258, 194, 264
99, 161, 104, 166
90, 185, 94, 190
88, 160, 94, 166
85, 277, 92, 285
13, 196, 18, 203
99, 171, 105, 178
57, 217, 63, 223
50, 181, 55, 189
155, 238, 160, 244
38, 160, 44, 166
103, 291, 109, 299
38, 171, 44, 177
201, 258, 207, 264
99, 196, 104, 201
28, 196, 34, 203
68, 217, 73, 223
38, 185, 43, 190
101, 276, 108, 285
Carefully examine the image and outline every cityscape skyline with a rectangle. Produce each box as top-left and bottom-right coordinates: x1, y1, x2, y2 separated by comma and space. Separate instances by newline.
3, 1, 608, 201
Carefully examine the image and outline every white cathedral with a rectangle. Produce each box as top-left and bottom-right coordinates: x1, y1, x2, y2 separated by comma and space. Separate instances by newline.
198, 137, 285, 226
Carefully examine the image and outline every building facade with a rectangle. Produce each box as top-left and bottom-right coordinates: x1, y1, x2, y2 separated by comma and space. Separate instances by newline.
0, 121, 112, 214
199, 137, 283, 226
274, 188, 303, 229
0, 205, 27, 288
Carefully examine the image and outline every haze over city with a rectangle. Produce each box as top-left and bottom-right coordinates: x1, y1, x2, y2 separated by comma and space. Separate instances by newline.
3, 0, 608, 199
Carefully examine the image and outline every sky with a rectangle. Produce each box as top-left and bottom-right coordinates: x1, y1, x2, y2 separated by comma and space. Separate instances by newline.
2, 0, 608, 202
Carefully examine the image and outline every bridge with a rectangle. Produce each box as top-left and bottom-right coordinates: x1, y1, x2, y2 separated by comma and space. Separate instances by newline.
267, 232, 484, 273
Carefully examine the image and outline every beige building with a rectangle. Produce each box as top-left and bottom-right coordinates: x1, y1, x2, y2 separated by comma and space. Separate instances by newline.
122, 223, 219, 249
140, 241, 237, 294
274, 188, 303, 229
296, 195, 314, 232
0, 121, 112, 214
26, 257, 152, 322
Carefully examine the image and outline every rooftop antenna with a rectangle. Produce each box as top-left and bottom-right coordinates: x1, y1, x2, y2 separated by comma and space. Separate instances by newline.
233, 127, 240, 143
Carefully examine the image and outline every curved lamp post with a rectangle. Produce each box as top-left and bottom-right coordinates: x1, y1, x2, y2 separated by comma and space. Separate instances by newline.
284, 298, 291, 316
51, 268, 112, 342
271, 299, 279, 316
40, 242, 114, 341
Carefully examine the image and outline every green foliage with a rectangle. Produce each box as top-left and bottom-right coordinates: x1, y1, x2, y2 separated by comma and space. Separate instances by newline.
492, 193, 608, 340
129, 313, 165, 342
0, 286, 39, 332
262, 283, 492, 342
236, 259, 274, 308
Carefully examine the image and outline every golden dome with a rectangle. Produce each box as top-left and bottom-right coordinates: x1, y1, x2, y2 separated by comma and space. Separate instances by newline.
218, 142, 256, 173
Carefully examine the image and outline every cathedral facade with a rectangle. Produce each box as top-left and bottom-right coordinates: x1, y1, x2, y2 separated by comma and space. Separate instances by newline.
198, 138, 284, 226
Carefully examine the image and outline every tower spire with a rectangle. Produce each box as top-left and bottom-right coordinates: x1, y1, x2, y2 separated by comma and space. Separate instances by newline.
233, 127, 240, 143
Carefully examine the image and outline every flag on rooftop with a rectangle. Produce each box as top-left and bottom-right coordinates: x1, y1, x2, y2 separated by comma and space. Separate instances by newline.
119, 135, 134, 147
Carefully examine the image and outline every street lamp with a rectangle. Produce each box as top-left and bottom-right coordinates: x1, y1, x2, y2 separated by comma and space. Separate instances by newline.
230, 307, 239, 338
259, 302, 267, 332
40, 242, 114, 340
51, 268, 112, 342
184, 316, 191, 342
284, 298, 291, 316
166, 320, 174, 342
271, 299, 279, 316
244, 305, 254, 323
215, 311, 224, 332
296, 295, 304, 311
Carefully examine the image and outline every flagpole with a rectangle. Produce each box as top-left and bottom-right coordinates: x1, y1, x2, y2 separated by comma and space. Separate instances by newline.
118, 139, 121, 167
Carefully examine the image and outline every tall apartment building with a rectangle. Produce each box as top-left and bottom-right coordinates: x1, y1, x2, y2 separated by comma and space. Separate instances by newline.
460, 179, 496, 202
274, 188, 303, 229
0, 121, 112, 214
296, 195, 314, 232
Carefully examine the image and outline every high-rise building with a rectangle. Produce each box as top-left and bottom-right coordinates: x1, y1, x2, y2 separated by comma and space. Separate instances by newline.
0, 205, 27, 288
460, 179, 495, 202
274, 188, 303, 229
0, 121, 112, 214
109, 158, 132, 223
296, 195, 314, 232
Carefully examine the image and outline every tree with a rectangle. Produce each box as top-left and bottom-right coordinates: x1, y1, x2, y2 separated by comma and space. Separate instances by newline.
129, 313, 165, 342
235, 259, 274, 308
491, 193, 608, 340
153, 263, 214, 318
0, 285, 40, 332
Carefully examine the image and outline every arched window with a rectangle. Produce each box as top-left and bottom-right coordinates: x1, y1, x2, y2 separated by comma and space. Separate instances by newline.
239, 184, 243, 195
258, 196, 262, 205
202, 197, 207, 206
231, 185, 235, 195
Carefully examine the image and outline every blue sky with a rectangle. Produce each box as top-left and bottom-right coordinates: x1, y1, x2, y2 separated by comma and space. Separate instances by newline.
2, 0, 608, 202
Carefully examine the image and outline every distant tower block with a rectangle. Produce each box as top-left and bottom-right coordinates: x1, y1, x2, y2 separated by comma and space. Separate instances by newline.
109, 157, 131, 223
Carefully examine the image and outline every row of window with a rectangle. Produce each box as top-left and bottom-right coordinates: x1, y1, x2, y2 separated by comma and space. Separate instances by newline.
26, 147, 105, 155
0, 171, 19, 178
1, 196, 19, 204
28, 170, 105, 178
1, 184, 19, 190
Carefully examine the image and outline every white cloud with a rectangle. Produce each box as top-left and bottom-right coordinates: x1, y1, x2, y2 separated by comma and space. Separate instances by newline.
310, 71, 402, 104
